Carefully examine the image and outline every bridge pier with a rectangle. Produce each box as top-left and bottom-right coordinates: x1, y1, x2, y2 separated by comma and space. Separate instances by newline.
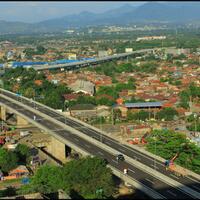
46, 136, 67, 162
0, 106, 6, 121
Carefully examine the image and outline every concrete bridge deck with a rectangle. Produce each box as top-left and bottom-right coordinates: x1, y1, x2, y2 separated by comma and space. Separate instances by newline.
0, 89, 200, 199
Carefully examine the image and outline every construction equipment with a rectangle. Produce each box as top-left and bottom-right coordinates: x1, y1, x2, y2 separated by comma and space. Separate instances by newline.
164, 153, 187, 177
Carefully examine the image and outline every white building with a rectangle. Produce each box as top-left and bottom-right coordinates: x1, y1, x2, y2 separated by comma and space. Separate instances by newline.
125, 48, 133, 53
68, 53, 77, 60
68, 80, 95, 96
165, 48, 190, 55
98, 50, 108, 58
136, 36, 166, 42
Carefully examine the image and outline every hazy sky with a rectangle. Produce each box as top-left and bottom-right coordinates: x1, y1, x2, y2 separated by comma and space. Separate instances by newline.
0, 1, 146, 23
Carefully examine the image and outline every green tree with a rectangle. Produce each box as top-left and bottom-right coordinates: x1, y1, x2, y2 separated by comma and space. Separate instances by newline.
127, 110, 135, 121
0, 148, 18, 173
24, 87, 35, 98
96, 86, 118, 99
19, 157, 115, 198
43, 91, 63, 109
134, 110, 150, 121
113, 109, 122, 124
96, 97, 114, 106
146, 129, 200, 174
36, 46, 47, 55
157, 107, 178, 121
23, 48, 35, 57
61, 156, 114, 199
15, 144, 31, 164
19, 165, 63, 195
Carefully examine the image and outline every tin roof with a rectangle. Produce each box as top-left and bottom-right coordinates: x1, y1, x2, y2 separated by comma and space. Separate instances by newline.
124, 102, 163, 108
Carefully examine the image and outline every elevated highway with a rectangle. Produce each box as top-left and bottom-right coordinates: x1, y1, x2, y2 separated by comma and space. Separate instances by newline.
0, 89, 200, 199
33, 48, 158, 71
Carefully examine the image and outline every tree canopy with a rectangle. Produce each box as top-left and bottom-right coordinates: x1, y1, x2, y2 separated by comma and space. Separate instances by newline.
156, 107, 178, 121
0, 148, 18, 173
19, 157, 115, 199
146, 129, 200, 174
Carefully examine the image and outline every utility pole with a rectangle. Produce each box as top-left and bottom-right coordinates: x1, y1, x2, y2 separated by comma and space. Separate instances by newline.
111, 108, 114, 125
63, 101, 66, 124
149, 107, 151, 121
154, 138, 157, 171
194, 113, 197, 137
100, 116, 103, 143
189, 96, 192, 112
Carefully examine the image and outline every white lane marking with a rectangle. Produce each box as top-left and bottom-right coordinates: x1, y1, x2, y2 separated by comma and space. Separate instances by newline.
128, 168, 135, 173
166, 190, 177, 197
43, 111, 163, 168
170, 174, 179, 180
134, 156, 141, 160
101, 134, 164, 166
53, 129, 67, 132
74, 138, 79, 142
112, 159, 118, 164
151, 164, 159, 170
145, 178, 154, 184
106, 141, 111, 145
16, 108, 26, 111
98, 152, 104, 155
85, 144, 91, 148
187, 177, 200, 184
119, 148, 125, 152
191, 185, 200, 191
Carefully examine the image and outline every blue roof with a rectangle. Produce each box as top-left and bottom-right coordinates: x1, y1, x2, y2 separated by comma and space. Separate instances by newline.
12, 61, 48, 67
125, 102, 163, 108
9, 57, 97, 68
0, 64, 3, 67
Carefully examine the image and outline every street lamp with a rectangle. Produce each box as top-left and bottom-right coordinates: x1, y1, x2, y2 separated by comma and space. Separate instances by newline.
100, 116, 103, 143
154, 133, 157, 172
33, 89, 44, 109
63, 101, 67, 125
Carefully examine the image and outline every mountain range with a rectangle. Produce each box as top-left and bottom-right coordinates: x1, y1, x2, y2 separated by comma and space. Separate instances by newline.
1, 2, 200, 34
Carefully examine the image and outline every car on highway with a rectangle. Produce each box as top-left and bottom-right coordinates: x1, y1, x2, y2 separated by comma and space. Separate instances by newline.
116, 154, 125, 162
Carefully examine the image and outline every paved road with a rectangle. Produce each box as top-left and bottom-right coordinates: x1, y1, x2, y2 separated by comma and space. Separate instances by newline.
33, 48, 156, 71
0, 95, 196, 199
1, 90, 200, 195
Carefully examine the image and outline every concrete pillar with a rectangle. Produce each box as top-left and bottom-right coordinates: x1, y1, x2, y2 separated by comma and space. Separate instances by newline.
16, 115, 29, 126
47, 136, 66, 162
0, 106, 6, 121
